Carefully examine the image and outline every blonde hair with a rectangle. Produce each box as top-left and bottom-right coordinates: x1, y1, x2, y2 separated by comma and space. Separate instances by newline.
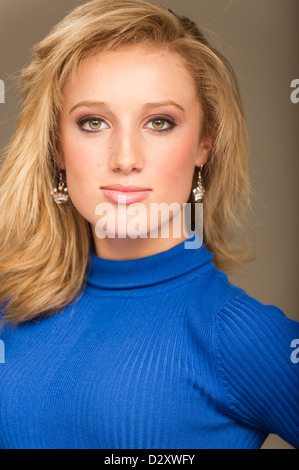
0, 0, 254, 324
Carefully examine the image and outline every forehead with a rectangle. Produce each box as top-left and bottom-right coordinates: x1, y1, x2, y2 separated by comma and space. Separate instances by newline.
64, 45, 198, 105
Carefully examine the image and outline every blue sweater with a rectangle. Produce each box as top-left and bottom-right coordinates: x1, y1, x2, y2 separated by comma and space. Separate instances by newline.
0, 236, 298, 449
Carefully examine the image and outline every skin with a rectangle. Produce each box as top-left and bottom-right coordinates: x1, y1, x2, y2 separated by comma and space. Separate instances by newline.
57, 45, 211, 260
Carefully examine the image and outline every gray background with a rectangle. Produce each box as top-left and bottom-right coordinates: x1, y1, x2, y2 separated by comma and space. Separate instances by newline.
0, 0, 298, 449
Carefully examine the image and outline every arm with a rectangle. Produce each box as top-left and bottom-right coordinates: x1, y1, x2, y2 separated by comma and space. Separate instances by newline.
214, 293, 299, 448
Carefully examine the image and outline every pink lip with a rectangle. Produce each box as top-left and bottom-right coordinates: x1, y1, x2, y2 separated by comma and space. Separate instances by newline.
101, 184, 152, 205
101, 184, 150, 192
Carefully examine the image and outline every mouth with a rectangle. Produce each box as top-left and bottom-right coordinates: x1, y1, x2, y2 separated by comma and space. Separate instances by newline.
100, 184, 152, 205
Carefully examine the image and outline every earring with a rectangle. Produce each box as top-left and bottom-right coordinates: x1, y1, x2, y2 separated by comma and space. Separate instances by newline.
192, 165, 205, 202
51, 171, 69, 204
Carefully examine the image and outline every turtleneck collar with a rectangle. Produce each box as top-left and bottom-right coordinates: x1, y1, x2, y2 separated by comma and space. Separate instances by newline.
86, 235, 214, 290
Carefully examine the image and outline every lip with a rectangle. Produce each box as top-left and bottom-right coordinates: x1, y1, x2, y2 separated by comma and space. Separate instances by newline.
101, 184, 152, 205
101, 184, 151, 192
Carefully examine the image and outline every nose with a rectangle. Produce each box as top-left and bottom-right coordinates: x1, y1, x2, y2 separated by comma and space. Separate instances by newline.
109, 127, 144, 174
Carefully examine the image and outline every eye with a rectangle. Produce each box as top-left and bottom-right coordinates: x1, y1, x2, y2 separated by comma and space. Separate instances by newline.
145, 116, 177, 133
76, 116, 108, 133
153, 118, 165, 129
88, 119, 103, 130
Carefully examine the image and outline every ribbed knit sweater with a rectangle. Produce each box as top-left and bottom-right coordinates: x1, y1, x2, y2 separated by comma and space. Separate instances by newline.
0, 236, 298, 449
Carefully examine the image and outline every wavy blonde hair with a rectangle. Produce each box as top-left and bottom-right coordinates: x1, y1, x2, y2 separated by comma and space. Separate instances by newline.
0, 0, 254, 324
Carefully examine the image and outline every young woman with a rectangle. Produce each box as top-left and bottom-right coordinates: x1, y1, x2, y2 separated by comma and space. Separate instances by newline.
0, 0, 298, 449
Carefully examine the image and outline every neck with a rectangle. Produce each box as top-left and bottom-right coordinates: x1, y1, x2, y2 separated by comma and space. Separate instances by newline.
91, 228, 189, 261
87, 232, 213, 291
92, 209, 197, 259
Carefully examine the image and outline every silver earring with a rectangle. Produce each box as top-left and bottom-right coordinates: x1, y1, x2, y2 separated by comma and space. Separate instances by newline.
192, 165, 205, 202
51, 171, 69, 204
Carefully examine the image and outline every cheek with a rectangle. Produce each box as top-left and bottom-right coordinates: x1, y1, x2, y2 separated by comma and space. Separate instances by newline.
61, 139, 100, 224
161, 138, 196, 183
155, 138, 197, 203
62, 137, 101, 176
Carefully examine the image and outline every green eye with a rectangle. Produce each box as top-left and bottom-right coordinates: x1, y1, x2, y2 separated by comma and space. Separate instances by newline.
76, 116, 108, 133
148, 117, 176, 133
88, 120, 102, 130
152, 119, 165, 130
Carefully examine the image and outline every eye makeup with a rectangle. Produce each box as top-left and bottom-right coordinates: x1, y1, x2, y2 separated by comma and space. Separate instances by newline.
75, 114, 177, 134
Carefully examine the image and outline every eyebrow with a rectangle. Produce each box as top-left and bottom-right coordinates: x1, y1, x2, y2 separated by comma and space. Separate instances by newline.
69, 100, 186, 115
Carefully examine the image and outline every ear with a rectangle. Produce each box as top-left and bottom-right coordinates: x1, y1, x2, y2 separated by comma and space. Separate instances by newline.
195, 135, 212, 167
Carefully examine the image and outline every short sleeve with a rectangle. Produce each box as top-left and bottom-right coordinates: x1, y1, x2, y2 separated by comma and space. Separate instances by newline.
214, 293, 299, 448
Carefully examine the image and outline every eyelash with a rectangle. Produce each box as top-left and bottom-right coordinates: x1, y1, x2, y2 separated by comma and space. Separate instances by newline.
75, 115, 177, 134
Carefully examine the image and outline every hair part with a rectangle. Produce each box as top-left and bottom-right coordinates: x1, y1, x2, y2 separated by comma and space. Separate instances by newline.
0, 0, 254, 324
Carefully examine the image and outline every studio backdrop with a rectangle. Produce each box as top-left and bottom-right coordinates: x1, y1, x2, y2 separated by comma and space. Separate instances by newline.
0, 0, 298, 449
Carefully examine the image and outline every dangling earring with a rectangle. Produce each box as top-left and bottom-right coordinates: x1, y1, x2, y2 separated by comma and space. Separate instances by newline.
192, 165, 205, 202
51, 170, 69, 204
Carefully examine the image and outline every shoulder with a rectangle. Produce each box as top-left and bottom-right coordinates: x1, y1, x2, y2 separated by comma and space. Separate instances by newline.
213, 291, 299, 394
187, 262, 298, 343
187, 263, 246, 321
214, 291, 299, 353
